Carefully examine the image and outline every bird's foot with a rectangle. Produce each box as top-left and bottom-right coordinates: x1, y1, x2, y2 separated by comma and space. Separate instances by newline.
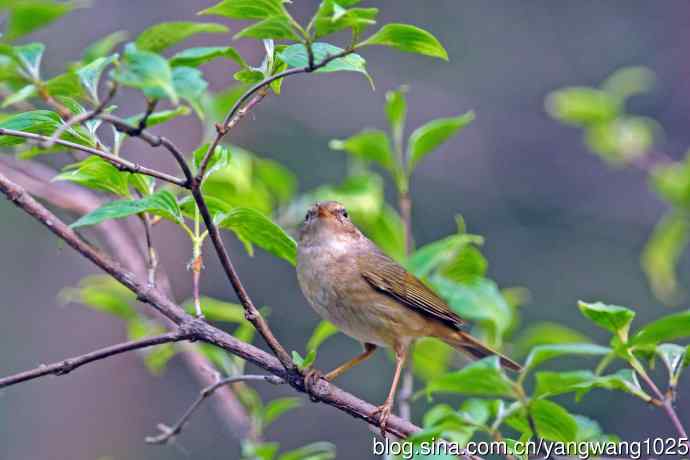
371, 402, 393, 438
303, 368, 326, 402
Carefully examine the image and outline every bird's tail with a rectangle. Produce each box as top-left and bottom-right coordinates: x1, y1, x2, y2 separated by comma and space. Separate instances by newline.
438, 329, 522, 372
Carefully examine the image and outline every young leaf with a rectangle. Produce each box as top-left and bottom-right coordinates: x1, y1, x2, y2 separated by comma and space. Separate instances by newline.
111, 43, 177, 103
216, 207, 297, 265
312, 4, 378, 39
77, 54, 118, 103
307, 320, 339, 353
641, 211, 690, 304
630, 310, 690, 347
385, 86, 407, 138
234, 16, 300, 41
427, 356, 516, 398
656, 343, 688, 387
573, 369, 652, 402
358, 23, 448, 60
261, 397, 302, 428
199, 0, 288, 19
578, 301, 635, 341
278, 43, 372, 87
170, 46, 245, 68
3, 1, 73, 41
192, 144, 231, 179
545, 87, 620, 125
54, 157, 131, 196
83, 31, 128, 63
408, 111, 475, 172
183, 296, 245, 323
70, 190, 183, 228
522, 343, 611, 374
135, 21, 229, 53
329, 129, 395, 172
291, 350, 316, 370
59, 274, 137, 320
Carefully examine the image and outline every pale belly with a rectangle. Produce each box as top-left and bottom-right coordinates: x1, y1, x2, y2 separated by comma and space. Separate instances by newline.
297, 244, 428, 348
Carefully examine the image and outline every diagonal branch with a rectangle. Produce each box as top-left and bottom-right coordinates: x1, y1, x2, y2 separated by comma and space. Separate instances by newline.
0, 128, 187, 187
0, 171, 421, 439
0, 332, 189, 388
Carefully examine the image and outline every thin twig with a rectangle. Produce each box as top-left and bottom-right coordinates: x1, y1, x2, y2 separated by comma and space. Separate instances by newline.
146, 374, 284, 444
635, 365, 689, 442
141, 212, 158, 287
0, 128, 187, 187
0, 332, 188, 388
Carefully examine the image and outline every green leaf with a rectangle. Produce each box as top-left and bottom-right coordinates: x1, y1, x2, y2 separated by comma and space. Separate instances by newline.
408, 232, 483, 278
291, 350, 316, 370
127, 318, 177, 374
2, 84, 37, 108
261, 397, 302, 428
584, 116, 656, 163
170, 46, 245, 68
216, 207, 297, 265
59, 274, 137, 320
329, 129, 395, 172
440, 244, 487, 283
192, 143, 231, 180
656, 343, 688, 387
234, 68, 265, 84
0, 110, 59, 146
125, 106, 191, 128
83, 31, 128, 63
183, 296, 245, 323
513, 322, 593, 358
427, 356, 516, 398
534, 370, 596, 398
77, 54, 118, 103
54, 156, 130, 196
578, 301, 635, 341
278, 43, 372, 87
112, 43, 177, 103
135, 21, 229, 53
385, 86, 407, 139
364, 204, 406, 262
408, 112, 475, 172
235, 16, 300, 41
359, 23, 448, 60
650, 154, 690, 209
642, 211, 690, 304
413, 337, 453, 381
199, 0, 287, 19
545, 87, 620, 125
306, 320, 339, 353
522, 343, 611, 374
630, 310, 690, 347
3, 0, 73, 41
172, 66, 208, 116
70, 190, 183, 228
527, 400, 579, 442
45, 71, 86, 100
430, 276, 513, 345
602, 66, 655, 101
278, 442, 336, 460
0, 42, 45, 79
312, 3, 378, 38
254, 157, 297, 204
573, 369, 652, 402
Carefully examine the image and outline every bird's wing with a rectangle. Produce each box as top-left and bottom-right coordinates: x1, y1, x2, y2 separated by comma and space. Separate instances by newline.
359, 251, 465, 329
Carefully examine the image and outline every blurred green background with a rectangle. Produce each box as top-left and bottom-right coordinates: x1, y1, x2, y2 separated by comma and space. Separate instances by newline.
1, 1, 689, 459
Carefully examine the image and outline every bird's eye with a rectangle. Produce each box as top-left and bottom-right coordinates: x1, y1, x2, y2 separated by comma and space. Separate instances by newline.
341, 209, 348, 218
304, 211, 311, 222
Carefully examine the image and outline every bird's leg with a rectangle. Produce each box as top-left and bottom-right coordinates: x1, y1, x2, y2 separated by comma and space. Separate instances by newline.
303, 343, 377, 401
372, 345, 408, 438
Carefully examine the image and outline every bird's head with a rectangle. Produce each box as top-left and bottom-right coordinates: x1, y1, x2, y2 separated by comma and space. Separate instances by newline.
298, 201, 360, 244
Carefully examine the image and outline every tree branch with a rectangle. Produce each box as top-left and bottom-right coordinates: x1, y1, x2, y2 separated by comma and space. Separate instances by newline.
0, 332, 188, 388
146, 374, 283, 445
0, 172, 422, 439
0, 128, 187, 187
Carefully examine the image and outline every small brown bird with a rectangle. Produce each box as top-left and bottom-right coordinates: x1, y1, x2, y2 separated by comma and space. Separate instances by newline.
296, 201, 521, 434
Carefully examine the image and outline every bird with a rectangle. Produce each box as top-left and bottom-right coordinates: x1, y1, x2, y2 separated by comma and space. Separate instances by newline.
296, 201, 521, 435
